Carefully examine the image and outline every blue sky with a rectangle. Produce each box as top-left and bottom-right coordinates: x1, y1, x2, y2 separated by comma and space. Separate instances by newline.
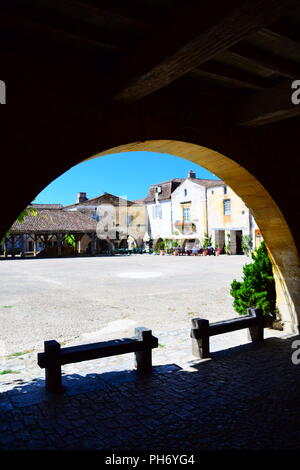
35, 151, 220, 206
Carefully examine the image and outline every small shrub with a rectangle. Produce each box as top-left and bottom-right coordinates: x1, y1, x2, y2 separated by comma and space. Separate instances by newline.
163, 238, 172, 250
202, 233, 212, 249
230, 241, 276, 316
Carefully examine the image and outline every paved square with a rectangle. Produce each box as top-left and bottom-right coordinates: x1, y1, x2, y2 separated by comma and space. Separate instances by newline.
0, 254, 250, 355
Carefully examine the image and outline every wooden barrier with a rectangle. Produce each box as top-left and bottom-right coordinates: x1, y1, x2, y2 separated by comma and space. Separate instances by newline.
191, 308, 264, 359
38, 327, 158, 393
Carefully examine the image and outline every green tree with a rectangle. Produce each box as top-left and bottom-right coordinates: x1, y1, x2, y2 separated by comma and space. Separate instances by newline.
230, 241, 276, 316
65, 234, 76, 248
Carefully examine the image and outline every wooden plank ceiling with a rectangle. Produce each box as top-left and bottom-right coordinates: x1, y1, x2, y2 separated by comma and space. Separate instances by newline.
3, 0, 300, 127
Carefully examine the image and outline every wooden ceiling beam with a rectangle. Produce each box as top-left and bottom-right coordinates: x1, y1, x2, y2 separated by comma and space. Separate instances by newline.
2, 12, 125, 53
229, 43, 300, 78
255, 28, 300, 58
195, 61, 273, 90
28, 0, 152, 33
235, 79, 300, 126
111, 0, 299, 102
265, 19, 300, 43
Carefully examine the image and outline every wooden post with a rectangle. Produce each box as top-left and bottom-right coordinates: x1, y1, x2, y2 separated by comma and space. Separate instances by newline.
33, 236, 38, 256
11, 235, 15, 258
191, 318, 210, 359
44, 340, 63, 393
134, 327, 153, 373
57, 233, 62, 256
247, 308, 264, 343
19, 235, 25, 257
91, 233, 97, 255
77, 235, 81, 254
3, 237, 8, 257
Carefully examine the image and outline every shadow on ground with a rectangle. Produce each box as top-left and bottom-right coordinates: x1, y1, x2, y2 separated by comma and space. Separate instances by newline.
1, 336, 300, 450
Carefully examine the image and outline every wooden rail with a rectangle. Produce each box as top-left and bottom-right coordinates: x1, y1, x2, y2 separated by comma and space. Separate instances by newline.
191, 308, 264, 359
38, 327, 158, 393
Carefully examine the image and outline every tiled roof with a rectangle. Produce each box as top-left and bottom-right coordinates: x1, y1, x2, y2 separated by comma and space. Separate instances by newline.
144, 177, 223, 202
132, 198, 146, 205
29, 204, 63, 209
11, 210, 97, 234
190, 178, 224, 188
144, 179, 184, 203
64, 192, 134, 209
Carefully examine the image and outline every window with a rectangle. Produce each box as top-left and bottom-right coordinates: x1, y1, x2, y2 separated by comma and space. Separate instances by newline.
184, 188, 187, 197
127, 215, 134, 225
223, 199, 231, 215
92, 208, 99, 221
183, 207, 191, 222
152, 205, 162, 219
223, 186, 227, 195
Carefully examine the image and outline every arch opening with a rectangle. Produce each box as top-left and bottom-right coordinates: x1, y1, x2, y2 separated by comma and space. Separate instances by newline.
1, 139, 299, 335
84, 139, 299, 333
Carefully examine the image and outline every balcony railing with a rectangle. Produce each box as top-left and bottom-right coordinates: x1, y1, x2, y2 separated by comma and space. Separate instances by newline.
173, 221, 196, 234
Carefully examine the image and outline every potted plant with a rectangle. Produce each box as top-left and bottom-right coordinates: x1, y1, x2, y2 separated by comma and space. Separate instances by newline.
215, 242, 222, 256
172, 240, 179, 255
224, 233, 231, 255
202, 233, 211, 256
160, 240, 166, 255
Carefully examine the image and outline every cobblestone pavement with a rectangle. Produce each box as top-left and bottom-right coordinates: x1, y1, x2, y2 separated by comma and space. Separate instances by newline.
1, 328, 300, 451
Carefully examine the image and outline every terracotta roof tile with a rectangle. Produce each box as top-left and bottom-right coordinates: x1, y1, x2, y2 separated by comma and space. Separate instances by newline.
29, 204, 63, 209
144, 177, 223, 202
64, 192, 134, 209
11, 210, 97, 234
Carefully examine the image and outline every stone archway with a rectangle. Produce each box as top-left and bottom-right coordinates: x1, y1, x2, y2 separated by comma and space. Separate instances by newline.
85, 140, 300, 333
154, 237, 164, 252
119, 238, 128, 249
1, 131, 299, 332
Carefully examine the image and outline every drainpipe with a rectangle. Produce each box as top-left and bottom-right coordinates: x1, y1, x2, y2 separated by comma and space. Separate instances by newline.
170, 197, 174, 239
249, 209, 253, 248
205, 187, 209, 236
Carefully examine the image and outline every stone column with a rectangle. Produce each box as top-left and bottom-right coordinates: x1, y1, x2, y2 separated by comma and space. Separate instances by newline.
230, 230, 237, 255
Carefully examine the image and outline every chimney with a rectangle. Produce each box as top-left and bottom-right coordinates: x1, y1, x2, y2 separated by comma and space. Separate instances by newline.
188, 170, 196, 179
77, 192, 87, 203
